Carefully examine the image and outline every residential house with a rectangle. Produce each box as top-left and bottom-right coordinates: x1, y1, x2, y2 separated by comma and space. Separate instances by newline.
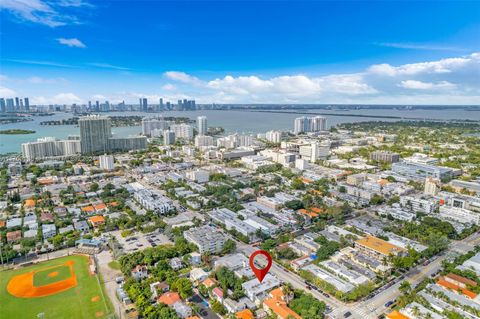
170, 257, 183, 271
131, 265, 148, 281
201, 278, 217, 289
263, 288, 301, 319
172, 301, 192, 318
236, 309, 255, 319
6, 230, 22, 243
88, 215, 106, 228
150, 281, 170, 299
242, 274, 281, 304
42, 224, 57, 239
189, 252, 201, 265
40, 212, 54, 223
59, 225, 75, 234
74, 220, 90, 232
158, 292, 181, 306
212, 287, 224, 303
190, 268, 209, 284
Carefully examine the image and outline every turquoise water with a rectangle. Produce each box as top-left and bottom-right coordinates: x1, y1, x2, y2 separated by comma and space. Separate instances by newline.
1, 109, 479, 154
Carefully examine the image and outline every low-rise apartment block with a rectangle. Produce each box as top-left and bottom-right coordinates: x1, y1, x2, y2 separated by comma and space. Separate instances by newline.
184, 225, 227, 254
133, 188, 174, 214
370, 151, 400, 163
400, 195, 439, 214
355, 235, 406, 260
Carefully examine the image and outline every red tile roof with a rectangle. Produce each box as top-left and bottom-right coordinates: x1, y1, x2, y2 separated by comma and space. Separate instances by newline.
158, 292, 181, 305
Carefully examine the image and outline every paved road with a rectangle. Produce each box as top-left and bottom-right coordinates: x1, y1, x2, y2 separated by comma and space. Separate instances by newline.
236, 241, 343, 310
235, 231, 480, 319
96, 250, 125, 319
340, 231, 480, 319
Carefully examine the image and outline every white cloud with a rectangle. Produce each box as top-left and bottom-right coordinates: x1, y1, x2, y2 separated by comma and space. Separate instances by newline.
207, 75, 274, 95
33, 93, 82, 105
9, 52, 480, 105
368, 53, 478, 76
92, 94, 107, 100
6, 59, 75, 68
205, 73, 375, 98
28, 76, 47, 84
318, 74, 377, 95
376, 42, 465, 52
270, 75, 322, 95
53, 93, 82, 104
161, 84, 177, 91
164, 71, 203, 85
165, 52, 479, 103
367, 63, 397, 76
399, 80, 456, 90
0, 0, 82, 27
88, 63, 130, 71
27, 76, 67, 84
57, 37, 86, 48
0, 86, 17, 97
57, 0, 92, 7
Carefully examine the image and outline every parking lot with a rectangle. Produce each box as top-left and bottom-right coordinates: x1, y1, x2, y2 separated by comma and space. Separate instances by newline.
112, 230, 172, 253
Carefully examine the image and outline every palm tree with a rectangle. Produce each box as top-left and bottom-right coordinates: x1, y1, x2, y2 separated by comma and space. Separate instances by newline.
411, 305, 420, 317
399, 280, 412, 294
382, 256, 388, 267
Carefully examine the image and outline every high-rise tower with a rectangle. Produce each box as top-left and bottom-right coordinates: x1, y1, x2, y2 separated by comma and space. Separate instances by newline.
79, 115, 112, 154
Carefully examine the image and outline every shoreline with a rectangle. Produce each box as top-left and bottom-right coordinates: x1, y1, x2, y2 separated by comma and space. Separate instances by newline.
0, 129, 36, 135
245, 109, 480, 122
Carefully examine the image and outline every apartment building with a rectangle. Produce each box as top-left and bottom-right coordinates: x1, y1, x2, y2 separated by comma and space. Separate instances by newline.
256, 193, 296, 211
438, 206, 480, 225
400, 195, 439, 214
133, 188, 174, 214
184, 225, 227, 254
370, 151, 400, 163
355, 235, 406, 260
392, 161, 454, 181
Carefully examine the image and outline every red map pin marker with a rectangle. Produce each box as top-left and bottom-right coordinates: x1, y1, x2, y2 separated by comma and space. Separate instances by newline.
249, 250, 273, 283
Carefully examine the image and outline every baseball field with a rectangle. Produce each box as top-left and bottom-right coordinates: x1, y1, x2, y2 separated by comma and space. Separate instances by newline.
0, 254, 114, 319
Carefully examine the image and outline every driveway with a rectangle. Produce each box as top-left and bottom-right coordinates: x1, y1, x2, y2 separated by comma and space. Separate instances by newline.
190, 294, 220, 319
96, 250, 125, 319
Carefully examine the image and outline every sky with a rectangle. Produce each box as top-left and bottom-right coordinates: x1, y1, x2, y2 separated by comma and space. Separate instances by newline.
0, 0, 479, 105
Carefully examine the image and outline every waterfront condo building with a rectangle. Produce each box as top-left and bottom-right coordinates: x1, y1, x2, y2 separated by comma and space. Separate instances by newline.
170, 123, 194, 140
22, 136, 81, 161
293, 116, 327, 134
142, 117, 169, 136
197, 116, 208, 135
79, 115, 147, 155
79, 115, 112, 154
265, 130, 282, 143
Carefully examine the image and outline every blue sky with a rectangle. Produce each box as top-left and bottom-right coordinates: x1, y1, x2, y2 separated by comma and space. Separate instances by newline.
0, 0, 479, 104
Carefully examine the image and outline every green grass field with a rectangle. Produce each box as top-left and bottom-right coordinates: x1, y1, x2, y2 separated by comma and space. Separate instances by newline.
0, 255, 114, 319
33, 264, 72, 287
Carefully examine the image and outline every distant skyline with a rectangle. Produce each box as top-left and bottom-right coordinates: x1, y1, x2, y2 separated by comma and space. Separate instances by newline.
0, 0, 479, 105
